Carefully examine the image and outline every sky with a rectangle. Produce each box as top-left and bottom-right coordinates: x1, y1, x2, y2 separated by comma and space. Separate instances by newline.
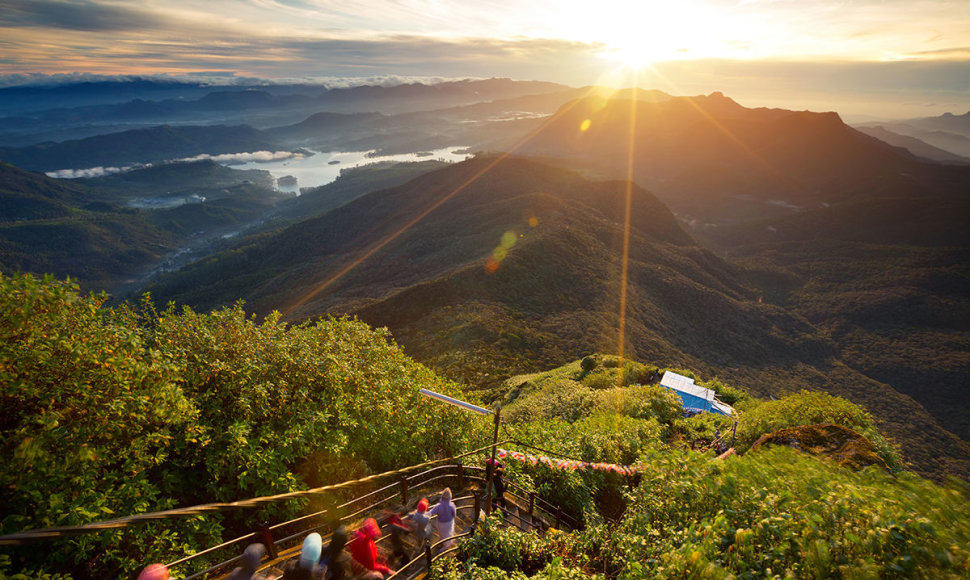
1, 0, 969, 118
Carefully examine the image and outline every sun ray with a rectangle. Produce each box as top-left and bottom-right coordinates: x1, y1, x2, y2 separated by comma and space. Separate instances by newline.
615, 68, 638, 384
280, 84, 612, 320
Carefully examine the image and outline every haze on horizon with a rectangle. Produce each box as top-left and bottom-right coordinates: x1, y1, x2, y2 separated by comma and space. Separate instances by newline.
1, 0, 969, 119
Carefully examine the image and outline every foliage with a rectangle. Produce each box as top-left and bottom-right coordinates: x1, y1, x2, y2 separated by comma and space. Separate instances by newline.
580, 359, 648, 391
503, 414, 664, 524
429, 516, 603, 580
607, 446, 970, 579
594, 384, 683, 424
734, 390, 903, 471
675, 412, 737, 450
503, 380, 596, 424
0, 273, 480, 578
700, 377, 752, 408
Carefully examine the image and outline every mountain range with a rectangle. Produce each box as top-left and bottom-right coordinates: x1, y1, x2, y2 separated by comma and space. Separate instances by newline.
142, 154, 970, 481
2, 80, 969, 482
858, 111, 970, 158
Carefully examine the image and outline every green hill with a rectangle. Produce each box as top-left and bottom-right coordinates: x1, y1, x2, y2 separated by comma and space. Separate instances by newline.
0, 160, 300, 292
142, 155, 970, 481
0, 272, 478, 579
430, 358, 970, 580
0, 161, 175, 291
2, 276, 970, 579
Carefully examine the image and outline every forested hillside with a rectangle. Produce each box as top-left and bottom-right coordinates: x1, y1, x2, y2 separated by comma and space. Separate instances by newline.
0, 273, 479, 578
3, 277, 968, 579
144, 155, 970, 482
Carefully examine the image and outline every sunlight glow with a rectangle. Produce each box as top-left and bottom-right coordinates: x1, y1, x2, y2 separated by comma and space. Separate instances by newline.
546, 0, 746, 67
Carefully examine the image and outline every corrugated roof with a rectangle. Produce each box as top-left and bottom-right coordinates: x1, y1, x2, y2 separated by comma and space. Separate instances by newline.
660, 371, 735, 416
660, 371, 714, 400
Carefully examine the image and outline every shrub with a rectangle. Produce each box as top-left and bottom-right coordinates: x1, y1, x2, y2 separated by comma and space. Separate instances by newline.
734, 390, 902, 471
595, 385, 683, 424
0, 273, 480, 578
701, 378, 750, 407
580, 369, 619, 390
504, 381, 595, 424
609, 446, 970, 578
430, 517, 604, 580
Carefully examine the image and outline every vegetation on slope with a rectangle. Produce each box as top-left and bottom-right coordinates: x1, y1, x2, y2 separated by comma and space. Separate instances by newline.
0, 160, 301, 293
0, 273, 481, 578
431, 357, 968, 580
434, 448, 970, 579
2, 276, 968, 579
140, 155, 969, 481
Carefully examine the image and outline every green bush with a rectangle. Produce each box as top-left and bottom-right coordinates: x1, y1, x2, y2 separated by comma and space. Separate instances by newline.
595, 384, 683, 424
430, 516, 604, 580
0, 273, 481, 578
607, 446, 970, 578
580, 369, 619, 390
503, 380, 595, 423
502, 414, 663, 525
701, 377, 751, 407
677, 412, 737, 450
734, 390, 902, 470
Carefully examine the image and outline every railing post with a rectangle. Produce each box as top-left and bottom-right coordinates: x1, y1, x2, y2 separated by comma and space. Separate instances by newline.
424, 540, 433, 570
473, 490, 481, 525
256, 521, 277, 560
400, 475, 409, 507
528, 492, 535, 517
457, 461, 464, 489
555, 507, 562, 530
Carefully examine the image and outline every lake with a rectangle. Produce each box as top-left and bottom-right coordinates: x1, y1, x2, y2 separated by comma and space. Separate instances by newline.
226, 147, 472, 194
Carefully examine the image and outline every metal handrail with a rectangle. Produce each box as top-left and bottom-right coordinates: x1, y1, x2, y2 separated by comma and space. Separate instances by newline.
385, 502, 478, 580
169, 461, 575, 579
464, 466, 581, 529
168, 464, 477, 577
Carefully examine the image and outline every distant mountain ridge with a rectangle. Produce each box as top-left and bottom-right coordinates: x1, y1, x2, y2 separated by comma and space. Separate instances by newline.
519, 92, 962, 224
0, 125, 283, 172
857, 110, 970, 158
855, 125, 970, 164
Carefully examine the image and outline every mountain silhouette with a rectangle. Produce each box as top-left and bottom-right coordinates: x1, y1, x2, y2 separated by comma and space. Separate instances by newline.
520, 92, 959, 223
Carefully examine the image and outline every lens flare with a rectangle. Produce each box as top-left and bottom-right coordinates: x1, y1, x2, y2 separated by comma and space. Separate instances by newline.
500, 230, 517, 249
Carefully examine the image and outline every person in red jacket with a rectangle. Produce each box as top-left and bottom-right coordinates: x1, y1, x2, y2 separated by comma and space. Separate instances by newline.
348, 518, 394, 579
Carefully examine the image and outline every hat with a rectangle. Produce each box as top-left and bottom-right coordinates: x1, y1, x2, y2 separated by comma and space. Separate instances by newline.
361, 518, 381, 540
137, 564, 169, 580
299, 533, 322, 568
417, 498, 429, 513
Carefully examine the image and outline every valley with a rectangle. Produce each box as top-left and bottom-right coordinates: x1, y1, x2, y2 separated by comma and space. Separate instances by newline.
4, 0, 970, 575
2, 80, 969, 482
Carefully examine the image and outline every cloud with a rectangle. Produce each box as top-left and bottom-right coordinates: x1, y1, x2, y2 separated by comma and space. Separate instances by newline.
46, 151, 303, 179
175, 150, 302, 163
46, 165, 136, 178
0, 0, 170, 32
0, 70, 480, 89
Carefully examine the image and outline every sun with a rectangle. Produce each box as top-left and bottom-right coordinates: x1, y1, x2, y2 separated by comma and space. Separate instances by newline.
546, 0, 735, 70
602, 38, 671, 69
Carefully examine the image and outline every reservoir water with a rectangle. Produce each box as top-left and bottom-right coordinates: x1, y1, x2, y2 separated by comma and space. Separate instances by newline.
226, 147, 472, 194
